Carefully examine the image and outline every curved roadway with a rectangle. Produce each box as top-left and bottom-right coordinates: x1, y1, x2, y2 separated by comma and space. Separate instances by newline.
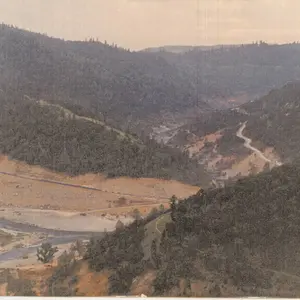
236, 122, 282, 167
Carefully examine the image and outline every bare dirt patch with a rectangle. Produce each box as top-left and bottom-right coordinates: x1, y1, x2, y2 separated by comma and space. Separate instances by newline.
0, 156, 199, 212
130, 270, 157, 296
90, 202, 170, 217
76, 262, 110, 296
187, 131, 222, 156
224, 147, 280, 178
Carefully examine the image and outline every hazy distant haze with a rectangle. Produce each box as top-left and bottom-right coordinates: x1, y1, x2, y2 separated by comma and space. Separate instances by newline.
0, 0, 299, 50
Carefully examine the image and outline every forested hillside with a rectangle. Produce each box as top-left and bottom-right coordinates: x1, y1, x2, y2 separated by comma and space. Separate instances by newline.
0, 24, 209, 130
81, 164, 300, 297
2, 25, 300, 133
242, 82, 300, 161
0, 91, 209, 185
164, 42, 300, 105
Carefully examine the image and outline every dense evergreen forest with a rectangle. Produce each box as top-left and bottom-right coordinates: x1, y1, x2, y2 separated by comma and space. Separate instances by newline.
242, 82, 300, 161
2, 25, 300, 131
84, 164, 300, 297
0, 23, 209, 130
0, 91, 209, 185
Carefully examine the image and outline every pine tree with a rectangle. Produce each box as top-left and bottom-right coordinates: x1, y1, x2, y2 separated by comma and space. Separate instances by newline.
37, 243, 58, 263
132, 208, 142, 221
170, 195, 177, 222
116, 220, 125, 232
70, 240, 86, 257
159, 204, 165, 212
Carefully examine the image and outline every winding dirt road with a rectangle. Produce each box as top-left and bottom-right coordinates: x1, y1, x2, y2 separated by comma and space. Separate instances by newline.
236, 122, 282, 167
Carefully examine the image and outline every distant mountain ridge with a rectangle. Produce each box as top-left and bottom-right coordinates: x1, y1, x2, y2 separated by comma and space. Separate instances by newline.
145, 42, 300, 110
142, 44, 241, 53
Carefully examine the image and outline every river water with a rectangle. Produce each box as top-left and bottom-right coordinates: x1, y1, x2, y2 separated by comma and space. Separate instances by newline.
0, 218, 103, 262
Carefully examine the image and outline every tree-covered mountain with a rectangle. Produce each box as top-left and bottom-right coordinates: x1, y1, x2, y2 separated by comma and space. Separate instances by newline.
46, 163, 300, 297
153, 42, 300, 108
149, 163, 300, 296
0, 90, 210, 186
2, 25, 300, 133
0, 24, 209, 131
241, 82, 300, 162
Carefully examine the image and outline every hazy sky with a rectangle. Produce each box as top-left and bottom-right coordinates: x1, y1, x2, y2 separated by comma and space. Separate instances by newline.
0, 0, 299, 50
